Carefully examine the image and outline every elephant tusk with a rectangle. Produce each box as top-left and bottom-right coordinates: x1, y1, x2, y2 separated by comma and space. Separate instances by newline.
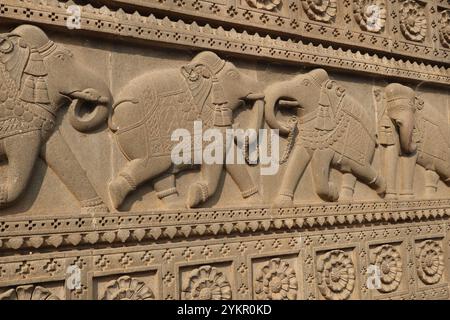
279, 100, 300, 108
245, 93, 265, 100
69, 90, 109, 104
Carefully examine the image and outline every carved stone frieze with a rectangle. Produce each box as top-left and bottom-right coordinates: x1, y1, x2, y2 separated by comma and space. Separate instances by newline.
0, 0, 449, 301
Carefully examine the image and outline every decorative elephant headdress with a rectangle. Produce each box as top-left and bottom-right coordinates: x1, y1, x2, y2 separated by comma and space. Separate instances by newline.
307, 68, 344, 131
0, 25, 55, 105
181, 51, 227, 112
385, 83, 416, 118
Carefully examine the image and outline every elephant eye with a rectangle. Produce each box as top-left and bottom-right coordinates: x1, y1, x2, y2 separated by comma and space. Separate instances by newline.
226, 70, 239, 80
302, 79, 311, 87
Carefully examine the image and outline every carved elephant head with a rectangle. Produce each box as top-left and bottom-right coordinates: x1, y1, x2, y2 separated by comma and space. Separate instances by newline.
385, 83, 417, 154
180, 51, 264, 137
0, 24, 112, 132
264, 68, 331, 135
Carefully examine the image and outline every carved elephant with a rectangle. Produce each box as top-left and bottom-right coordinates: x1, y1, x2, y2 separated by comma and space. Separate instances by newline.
109, 51, 264, 209
264, 69, 386, 205
0, 25, 112, 212
375, 83, 450, 199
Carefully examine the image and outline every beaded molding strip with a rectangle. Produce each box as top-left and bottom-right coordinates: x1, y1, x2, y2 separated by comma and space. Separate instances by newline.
1, 199, 449, 251
0, 0, 449, 86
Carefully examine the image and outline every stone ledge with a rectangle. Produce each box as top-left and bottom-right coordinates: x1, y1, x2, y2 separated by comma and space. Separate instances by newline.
1, 199, 449, 251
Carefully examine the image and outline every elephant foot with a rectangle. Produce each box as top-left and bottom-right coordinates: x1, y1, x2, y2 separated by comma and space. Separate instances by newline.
424, 186, 438, 199
398, 192, 414, 200
245, 192, 262, 204
384, 192, 398, 200
186, 182, 209, 209
328, 182, 339, 202
160, 193, 186, 209
0, 185, 8, 208
273, 194, 294, 207
369, 175, 386, 197
80, 197, 109, 214
339, 187, 354, 202
108, 175, 134, 209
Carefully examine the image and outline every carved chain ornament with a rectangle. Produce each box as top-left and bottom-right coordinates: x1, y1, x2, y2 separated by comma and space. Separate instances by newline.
0, 0, 449, 301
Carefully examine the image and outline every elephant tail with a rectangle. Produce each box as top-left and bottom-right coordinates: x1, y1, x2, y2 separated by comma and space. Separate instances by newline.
108, 98, 139, 132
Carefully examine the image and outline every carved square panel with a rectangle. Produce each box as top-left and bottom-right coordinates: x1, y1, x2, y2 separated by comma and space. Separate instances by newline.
351, 0, 389, 34
396, 0, 429, 43
0, 281, 65, 300
314, 247, 359, 300
92, 270, 159, 300
367, 242, 408, 298
251, 254, 300, 300
179, 261, 234, 300
438, 7, 450, 49
414, 238, 446, 288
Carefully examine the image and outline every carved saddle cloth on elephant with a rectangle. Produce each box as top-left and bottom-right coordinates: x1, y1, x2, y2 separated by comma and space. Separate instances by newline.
0, 36, 55, 140
114, 69, 226, 161
414, 101, 450, 172
294, 80, 377, 166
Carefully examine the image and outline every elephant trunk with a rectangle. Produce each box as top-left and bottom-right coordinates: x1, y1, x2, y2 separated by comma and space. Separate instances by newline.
264, 80, 297, 136
397, 116, 417, 155
67, 80, 112, 133
244, 92, 265, 145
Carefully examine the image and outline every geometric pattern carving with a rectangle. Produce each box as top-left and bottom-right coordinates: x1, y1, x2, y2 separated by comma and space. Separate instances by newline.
0, 285, 60, 300
100, 276, 155, 300
182, 266, 232, 300
416, 240, 445, 285
254, 258, 298, 300
369, 244, 403, 293
316, 250, 356, 300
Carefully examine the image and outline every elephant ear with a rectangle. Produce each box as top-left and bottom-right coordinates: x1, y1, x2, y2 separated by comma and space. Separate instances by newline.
0, 36, 50, 104
310, 69, 335, 132
181, 64, 213, 115
0, 37, 30, 91
20, 46, 50, 104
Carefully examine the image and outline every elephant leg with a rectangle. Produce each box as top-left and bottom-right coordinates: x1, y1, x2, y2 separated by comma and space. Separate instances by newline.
339, 172, 357, 201
225, 163, 260, 202
109, 156, 172, 209
381, 145, 399, 199
347, 161, 386, 196
398, 153, 418, 199
424, 169, 439, 198
41, 129, 108, 213
0, 131, 40, 206
274, 145, 311, 206
311, 149, 339, 201
186, 163, 224, 208
153, 174, 183, 208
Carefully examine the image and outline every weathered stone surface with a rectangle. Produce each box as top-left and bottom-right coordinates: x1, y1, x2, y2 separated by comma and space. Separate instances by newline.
0, 0, 449, 300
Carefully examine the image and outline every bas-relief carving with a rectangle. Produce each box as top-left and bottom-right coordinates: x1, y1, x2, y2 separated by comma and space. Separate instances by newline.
0, 22, 449, 301
264, 69, 386, 205
375, 83, 450, 200
109, 51, 264, 209
0, 25, 111, 213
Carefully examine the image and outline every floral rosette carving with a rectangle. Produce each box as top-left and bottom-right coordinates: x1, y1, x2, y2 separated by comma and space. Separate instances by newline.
100, 276, 155, 300
316, 250, 355, 300
399, 0, 427, 42
439, 10, 450, 48
302, 0, 337, 23
353, 0, 387, 33
370, 245, 402, 293
0, 285, 60, 300
246, 0, 281, 11
255, 258, 298, 300
182, 265, 232, 300
416, 240, 444, 285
